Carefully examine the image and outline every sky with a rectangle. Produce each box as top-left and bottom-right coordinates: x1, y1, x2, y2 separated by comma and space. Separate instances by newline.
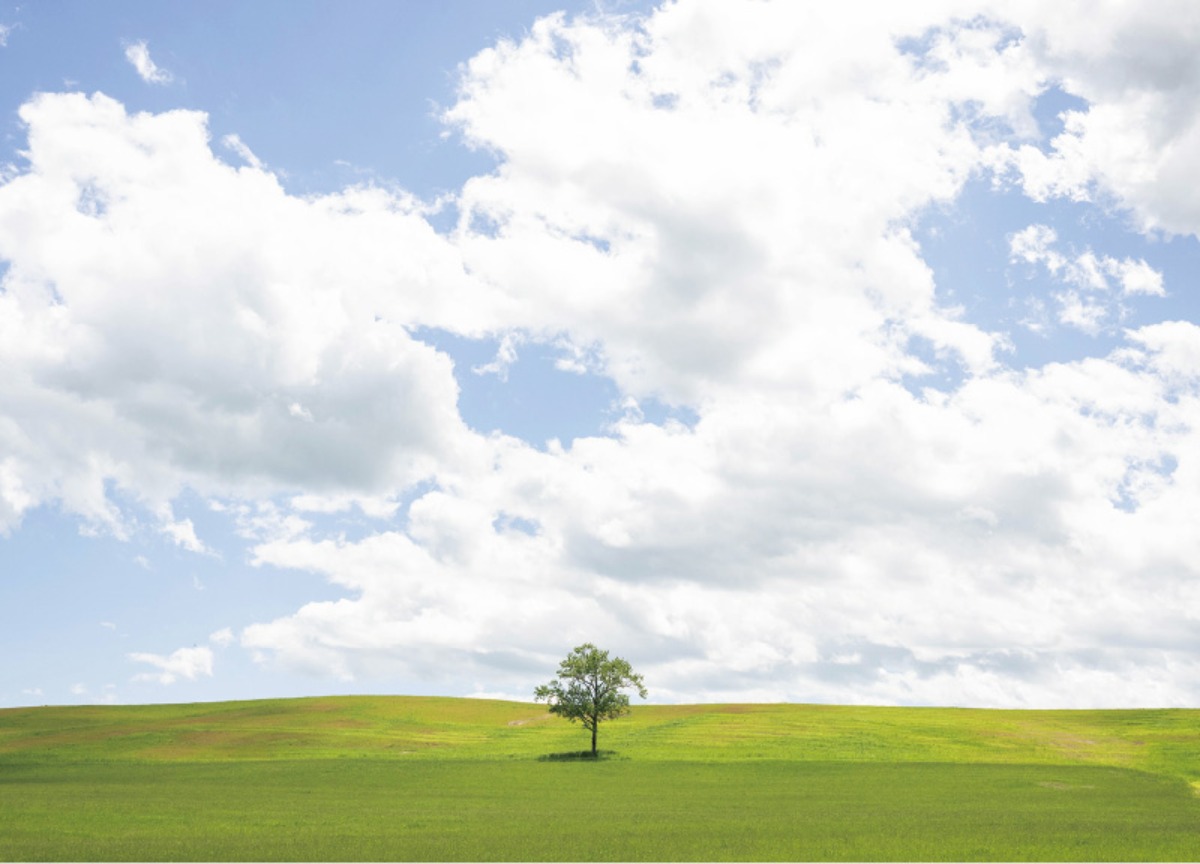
1, 0, 1199, 710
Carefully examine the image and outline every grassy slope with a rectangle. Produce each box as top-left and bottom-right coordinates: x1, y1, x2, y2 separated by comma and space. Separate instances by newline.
1, 697, 1198, 861
2, 696, 1196, 779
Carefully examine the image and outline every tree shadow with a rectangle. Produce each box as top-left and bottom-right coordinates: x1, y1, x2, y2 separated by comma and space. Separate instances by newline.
537, 750, 622, 762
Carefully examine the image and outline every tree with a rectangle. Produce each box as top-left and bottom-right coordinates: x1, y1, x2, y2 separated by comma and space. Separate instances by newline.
534, 643, 647, 756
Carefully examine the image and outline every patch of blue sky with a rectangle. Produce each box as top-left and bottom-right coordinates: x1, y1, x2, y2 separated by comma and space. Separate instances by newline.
0, 506, 188, 703
902, 332, 973, 394
163, 490, 350, 607
387, 476, 443, 532
1030, 84, 1089, 143
1111, 453, 1180, 514
896, 18, 1023, 73
639, 398, 700, 429
0, 0, 688, 709
0, 1, 658, 199
915, 173, 1198, 377
417, 327, 699, 447
906, 76, 1198, 392
493, 512, 541, 537
279, 476, 445, 545
0, 488, 350, 705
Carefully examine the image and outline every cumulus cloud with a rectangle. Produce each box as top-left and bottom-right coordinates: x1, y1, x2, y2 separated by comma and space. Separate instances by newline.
123, 40, 173, 85
472, 332, 523, 380
128, 645, 214, 684
4, 1, 1200, 708
1009, 224, 1165, 333
240, 2, 1200, 708
158, 509, 209, 554
0, 91, 476, 535
242, 329, 1200, 706
221, 133, 265, 171
1004, 1, 1200, 235
443, 4, 1020, 403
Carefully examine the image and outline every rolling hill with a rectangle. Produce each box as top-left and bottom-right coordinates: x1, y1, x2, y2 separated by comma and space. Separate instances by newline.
1, 696, 1197, 860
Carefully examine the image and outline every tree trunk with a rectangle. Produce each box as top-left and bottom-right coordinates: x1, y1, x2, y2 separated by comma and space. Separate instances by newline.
591, 722, 597, 756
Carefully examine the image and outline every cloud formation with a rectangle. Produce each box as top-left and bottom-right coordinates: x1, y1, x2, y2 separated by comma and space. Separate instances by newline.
128, 646, 214, 685
123, 40, 173, 85
1009, 224, 1165, 333
3, 1, 1200, 707
1007, 0, 1200, 235
0, 92, 474, 535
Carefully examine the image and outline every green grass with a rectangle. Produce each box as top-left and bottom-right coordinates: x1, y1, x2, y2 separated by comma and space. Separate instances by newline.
1, 697, 1198, 860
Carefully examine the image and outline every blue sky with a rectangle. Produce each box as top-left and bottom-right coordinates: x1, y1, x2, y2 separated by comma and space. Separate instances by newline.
2, 1, 1199, 709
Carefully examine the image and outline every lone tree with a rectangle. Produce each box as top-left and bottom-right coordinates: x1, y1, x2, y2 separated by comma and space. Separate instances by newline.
534, 643, 647, 756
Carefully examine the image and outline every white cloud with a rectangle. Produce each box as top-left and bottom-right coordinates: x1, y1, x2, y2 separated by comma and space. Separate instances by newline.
1009, 224, 1063, 268
1008, 224, 1165, 333
209, 627, 235, 648
233, 2, 1200, 708
0, 23, 13, 47
1109, 257, 1165, 297
472, 331, 522, 380
149, 502, 211, 554
443, 4, 1019, 404
287, 402, 314, 422
1126, 320, 1200, 380
123, 40, 174, 85
0, 458, 34, 534
221, 133, 265, 171
128, 645, 214, 685
239, 323, 1200, 706
163, 518, 207, 554
0, 91, 477, 535
1003, 1, 1200, 236
123, 40, 173, 85
1054, 289, 1109, 334
5, 1, 1200, 708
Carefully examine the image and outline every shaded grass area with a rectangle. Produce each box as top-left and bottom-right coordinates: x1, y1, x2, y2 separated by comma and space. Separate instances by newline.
1, 697, 1199, 860
1, 759, 1197, 861
537, 749, 618, 761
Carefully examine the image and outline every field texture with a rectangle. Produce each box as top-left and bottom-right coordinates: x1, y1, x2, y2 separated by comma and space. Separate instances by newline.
1, 697, 1198, 860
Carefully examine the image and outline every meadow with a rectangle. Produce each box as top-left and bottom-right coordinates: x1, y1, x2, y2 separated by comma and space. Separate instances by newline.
1, 696, 1198, 860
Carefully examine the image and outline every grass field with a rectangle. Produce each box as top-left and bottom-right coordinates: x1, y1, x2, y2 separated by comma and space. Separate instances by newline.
1, 696, 1198, 860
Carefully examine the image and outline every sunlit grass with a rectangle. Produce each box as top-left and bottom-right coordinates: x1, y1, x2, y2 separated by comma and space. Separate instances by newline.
2, 759, 1196, 861
2, 697, 1196, 780
1, 697, 1198, 860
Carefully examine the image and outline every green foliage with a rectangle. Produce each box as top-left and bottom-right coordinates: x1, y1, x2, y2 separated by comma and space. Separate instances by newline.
534, 643, 647, 754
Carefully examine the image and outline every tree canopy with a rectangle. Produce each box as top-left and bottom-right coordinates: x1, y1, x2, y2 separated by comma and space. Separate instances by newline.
534, 643, 647, 756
